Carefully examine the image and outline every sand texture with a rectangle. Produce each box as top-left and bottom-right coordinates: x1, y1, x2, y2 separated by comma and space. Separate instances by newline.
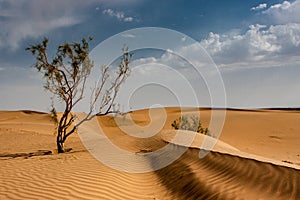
0, 108, 299, 199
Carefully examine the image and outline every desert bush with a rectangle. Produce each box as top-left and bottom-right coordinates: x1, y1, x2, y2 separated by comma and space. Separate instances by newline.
171, 115, 210, 135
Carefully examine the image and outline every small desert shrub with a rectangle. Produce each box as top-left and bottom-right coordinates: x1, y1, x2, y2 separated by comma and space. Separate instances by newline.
50, 106, 58, 135
171, 115, 210, 135
50, 106, 58, 125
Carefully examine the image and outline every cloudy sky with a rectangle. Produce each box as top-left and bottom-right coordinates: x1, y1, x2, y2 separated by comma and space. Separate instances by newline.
0, 0, 300, 111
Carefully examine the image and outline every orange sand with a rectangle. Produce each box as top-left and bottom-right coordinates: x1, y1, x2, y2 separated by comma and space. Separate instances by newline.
0, 108, 299, 199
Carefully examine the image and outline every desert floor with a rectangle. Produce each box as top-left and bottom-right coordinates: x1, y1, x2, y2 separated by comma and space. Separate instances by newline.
0, 107, 299, 199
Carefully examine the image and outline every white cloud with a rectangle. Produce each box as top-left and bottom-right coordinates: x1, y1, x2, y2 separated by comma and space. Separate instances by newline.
103, 9, 124, 19
0, 0, 95, 50
269, 1, 291, 9
130, 50, 198, 71
121, 33, 136, 38
121, 20, 300, 70
200, 23, 300, 67
124, 17, 134, 22
131, 57, 158, 67
263, 0, 300, 23
102, 8, 135, 22
251, 3, 267, 11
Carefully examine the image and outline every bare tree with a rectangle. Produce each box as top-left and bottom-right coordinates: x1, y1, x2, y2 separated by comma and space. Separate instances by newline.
26, 37, 132, 153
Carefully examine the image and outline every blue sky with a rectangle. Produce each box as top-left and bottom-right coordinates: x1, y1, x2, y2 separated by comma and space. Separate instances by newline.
0, 0, 300, 111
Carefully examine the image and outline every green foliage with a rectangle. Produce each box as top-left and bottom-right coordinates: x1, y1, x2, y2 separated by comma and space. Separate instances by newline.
50, 105, 58, 136
171, 115, 210, 135
26, 37, 93, 104
50, 106, 58, 125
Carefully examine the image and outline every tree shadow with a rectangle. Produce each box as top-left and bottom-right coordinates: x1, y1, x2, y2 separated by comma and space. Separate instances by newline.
0, 148, 88, 159
0, 150, 52, 159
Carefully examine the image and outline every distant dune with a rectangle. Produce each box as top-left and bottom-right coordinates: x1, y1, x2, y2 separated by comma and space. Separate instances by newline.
0, 108, 299, 199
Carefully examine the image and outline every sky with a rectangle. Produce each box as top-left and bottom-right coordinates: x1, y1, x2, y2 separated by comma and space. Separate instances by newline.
0, 0, 300, 111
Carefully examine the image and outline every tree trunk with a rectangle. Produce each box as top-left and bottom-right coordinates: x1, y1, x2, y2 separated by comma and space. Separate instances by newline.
57, 141, 64, 153
56, 131, 64, 153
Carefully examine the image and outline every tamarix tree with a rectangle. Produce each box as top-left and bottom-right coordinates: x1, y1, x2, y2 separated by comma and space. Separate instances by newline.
26, 37, 132, 153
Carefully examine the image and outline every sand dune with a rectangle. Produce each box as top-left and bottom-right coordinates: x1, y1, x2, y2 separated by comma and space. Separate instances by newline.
0, 108, 299, 199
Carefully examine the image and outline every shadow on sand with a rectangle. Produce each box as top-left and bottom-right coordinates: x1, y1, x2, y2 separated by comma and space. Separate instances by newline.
148, 144, 221, 200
